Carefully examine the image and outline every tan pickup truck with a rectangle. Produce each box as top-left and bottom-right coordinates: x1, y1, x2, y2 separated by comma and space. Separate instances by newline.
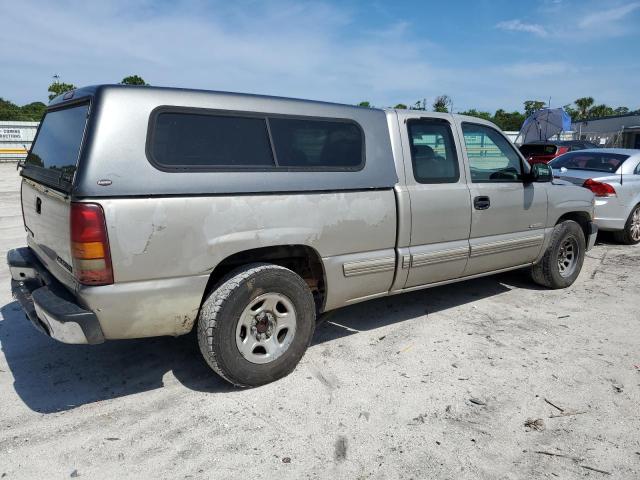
8, 85, 597, 386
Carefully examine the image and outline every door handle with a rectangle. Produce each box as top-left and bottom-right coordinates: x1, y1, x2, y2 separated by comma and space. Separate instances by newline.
35, 197, 42, 214
473, 195, 490, 210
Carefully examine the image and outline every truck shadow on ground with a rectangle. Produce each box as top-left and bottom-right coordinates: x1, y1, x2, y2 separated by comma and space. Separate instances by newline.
1, 269, 532, 413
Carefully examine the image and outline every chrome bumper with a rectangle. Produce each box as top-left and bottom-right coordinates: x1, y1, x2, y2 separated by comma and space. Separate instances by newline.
7, 247, 104, 344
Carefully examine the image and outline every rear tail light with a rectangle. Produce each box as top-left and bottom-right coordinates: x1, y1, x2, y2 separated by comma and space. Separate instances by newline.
555, 146, 569, 156
583, 179, 616, 197
70, 202, 114, 285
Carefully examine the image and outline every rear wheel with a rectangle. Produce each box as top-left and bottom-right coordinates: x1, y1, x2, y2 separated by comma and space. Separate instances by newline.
613, 204, 640, 245
197, 263, 316, 387
531, 220, 585, 289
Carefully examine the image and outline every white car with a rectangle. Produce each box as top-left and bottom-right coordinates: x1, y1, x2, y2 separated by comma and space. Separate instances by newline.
551, 148, 640, 244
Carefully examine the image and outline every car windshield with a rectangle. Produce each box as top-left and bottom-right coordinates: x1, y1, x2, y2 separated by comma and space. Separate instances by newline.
549, 151, 629, 173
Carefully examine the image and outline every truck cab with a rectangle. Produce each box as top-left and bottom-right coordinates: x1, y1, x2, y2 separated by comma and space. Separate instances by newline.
386, 110, 597, 292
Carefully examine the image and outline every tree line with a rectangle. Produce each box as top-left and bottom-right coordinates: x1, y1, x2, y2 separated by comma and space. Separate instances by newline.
0, 75, 148, 122
359, 96, 639, 131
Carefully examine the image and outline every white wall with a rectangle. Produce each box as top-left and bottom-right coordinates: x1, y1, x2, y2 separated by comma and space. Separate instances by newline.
0, 121, 39, 162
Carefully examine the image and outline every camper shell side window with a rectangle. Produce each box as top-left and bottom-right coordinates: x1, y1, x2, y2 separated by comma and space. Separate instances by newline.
146, 107, 366, 172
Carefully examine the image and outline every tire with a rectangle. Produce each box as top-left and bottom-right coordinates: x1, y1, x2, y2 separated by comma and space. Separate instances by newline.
612, 204, 640, 245
197, 263, 316, 387
531, 220, 586, 289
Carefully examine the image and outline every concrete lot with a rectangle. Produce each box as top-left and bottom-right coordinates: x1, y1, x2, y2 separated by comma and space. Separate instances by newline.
0, 161, 639, 479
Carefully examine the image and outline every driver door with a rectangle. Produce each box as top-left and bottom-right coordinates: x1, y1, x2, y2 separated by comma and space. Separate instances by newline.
458, 122, 548, 276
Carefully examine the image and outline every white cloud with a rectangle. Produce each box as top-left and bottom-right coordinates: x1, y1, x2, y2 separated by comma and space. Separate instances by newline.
495, 19, 548, 37
579, 1, 640, 28
0, 0, 443, 107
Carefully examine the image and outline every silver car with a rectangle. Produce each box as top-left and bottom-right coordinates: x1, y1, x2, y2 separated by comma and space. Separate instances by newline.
551, 148, 640, 244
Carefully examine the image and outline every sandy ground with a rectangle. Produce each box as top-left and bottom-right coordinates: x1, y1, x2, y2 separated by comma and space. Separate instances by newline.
0, 162, 639, 479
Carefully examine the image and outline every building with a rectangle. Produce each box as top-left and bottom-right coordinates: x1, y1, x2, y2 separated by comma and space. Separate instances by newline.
0, 121, 39, 162
571, 113, 640, 148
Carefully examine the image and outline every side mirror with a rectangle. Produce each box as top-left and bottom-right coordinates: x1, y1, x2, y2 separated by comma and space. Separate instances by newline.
529, 163, 553, 183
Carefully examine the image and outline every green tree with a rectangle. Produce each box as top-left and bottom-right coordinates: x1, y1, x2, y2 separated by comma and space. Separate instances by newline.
459, 109, 492, 121
394, 103, 408, 109
614, 106, 630, 115
0, 98, 46, 121
563, 104, 578, 121
358, 101, 371, 108
120, 75, 148, 86
0, 98, 21, 120
574, 97, 594, 120
48, 79, 76, 100
493, 109, 525, 131
432, 95, 451, 113
589, 104, 614, 118
523, 100, 546, 117
20, 102, 47, 121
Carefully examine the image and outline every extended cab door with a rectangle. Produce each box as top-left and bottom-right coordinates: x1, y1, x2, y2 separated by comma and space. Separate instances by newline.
401, 116, 472, 288
457, 121, 547, 276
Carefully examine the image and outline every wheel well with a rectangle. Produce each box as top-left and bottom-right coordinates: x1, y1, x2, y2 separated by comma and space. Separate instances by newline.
556, 211, 591, 240
200, 245, 326, 315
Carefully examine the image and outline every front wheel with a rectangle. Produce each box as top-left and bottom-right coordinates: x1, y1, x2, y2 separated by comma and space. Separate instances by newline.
613, 204, 640, 245
531, 220, 586, 289
197, 263, 316, 387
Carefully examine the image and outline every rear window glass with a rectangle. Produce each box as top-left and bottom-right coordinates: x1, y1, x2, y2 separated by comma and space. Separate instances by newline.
549, 152, 629, 173
519, 144, 557, 156
23, 103, 89, 190
269, 118, 363, 169
150, 112, 275, 168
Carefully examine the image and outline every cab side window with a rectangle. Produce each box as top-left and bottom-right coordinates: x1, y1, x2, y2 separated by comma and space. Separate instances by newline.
407, 119, 460, 184
462, 123, 523, 183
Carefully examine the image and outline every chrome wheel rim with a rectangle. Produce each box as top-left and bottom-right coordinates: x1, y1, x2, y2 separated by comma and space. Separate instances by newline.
235, 293, 297, 364
557, 237, 578, 278
630, 207, 640, 241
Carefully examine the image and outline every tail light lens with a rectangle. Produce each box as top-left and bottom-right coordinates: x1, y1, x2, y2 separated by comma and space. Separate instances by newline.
555, 146, 569, 156
70, 203, 114, 285
583, 179, 616, 197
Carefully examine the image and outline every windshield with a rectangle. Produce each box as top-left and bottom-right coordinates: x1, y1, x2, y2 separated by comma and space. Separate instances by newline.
22, 103, 89, 191
549, 151, 629, 173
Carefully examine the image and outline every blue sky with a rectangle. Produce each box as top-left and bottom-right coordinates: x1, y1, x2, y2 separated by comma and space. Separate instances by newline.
1, 0, 639, 112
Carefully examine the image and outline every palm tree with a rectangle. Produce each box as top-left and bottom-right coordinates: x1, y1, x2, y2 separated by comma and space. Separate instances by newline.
574, 97, 594, 120
589, 104, 614, 118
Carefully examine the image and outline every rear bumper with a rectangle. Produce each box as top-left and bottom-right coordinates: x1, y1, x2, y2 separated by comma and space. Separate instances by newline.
586, 221, 598, 251
7, 247, 104, 344
594, 198, 627, 231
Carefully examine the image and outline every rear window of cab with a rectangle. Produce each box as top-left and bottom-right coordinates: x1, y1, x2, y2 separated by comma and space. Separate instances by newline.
147, 109, 364, 171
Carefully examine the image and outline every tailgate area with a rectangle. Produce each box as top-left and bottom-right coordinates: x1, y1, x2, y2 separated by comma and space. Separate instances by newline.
21, 179, 77, 290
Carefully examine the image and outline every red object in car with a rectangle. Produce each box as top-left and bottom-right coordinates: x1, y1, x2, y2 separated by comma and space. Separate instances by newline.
521, 144, 569, 165
583, 178, 617, 197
